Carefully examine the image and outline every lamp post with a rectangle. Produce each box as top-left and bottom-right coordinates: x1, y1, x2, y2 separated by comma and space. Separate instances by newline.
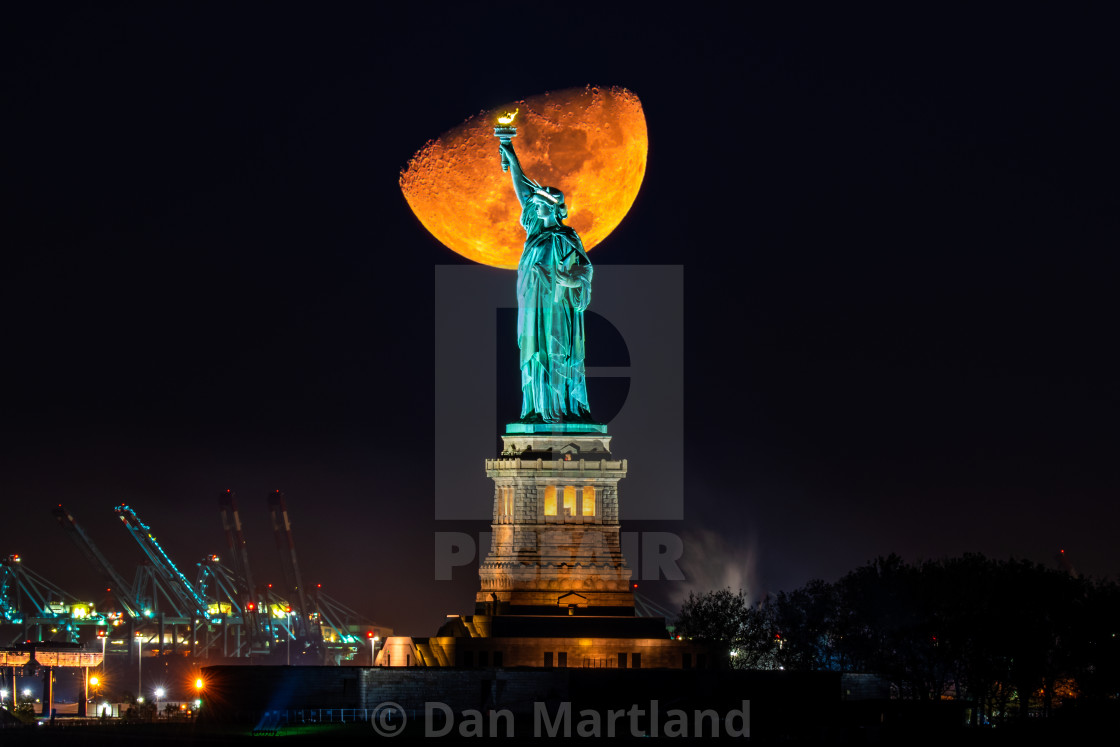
100, 632, 107, 699
367, 633, 380, 666
136, 636, 143, 698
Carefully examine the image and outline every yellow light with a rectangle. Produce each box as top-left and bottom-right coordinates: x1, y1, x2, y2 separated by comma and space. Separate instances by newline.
563, 486, 576, 516
496, 108, 519, 126
89, 676, 99, 686
195, 678, 203, 690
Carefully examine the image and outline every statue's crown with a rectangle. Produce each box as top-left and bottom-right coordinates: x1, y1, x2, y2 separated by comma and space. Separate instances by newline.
533, 186, 564, 205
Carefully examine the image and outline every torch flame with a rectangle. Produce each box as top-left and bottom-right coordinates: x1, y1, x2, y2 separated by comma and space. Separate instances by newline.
497, 108, 519, 125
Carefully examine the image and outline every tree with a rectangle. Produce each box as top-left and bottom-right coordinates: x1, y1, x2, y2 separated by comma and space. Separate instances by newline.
770, 579, 844, 671
681, 552, 1119, 727
675, 588, 776, 669
12, 702, 36, 724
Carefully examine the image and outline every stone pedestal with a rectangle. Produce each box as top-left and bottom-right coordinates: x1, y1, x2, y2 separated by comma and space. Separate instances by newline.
476, 425, 633, 615
375, 423, 707, 670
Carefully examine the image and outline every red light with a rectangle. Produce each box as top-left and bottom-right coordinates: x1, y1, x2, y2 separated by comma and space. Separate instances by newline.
317, 584, 321, 588
367, 631, 374, 639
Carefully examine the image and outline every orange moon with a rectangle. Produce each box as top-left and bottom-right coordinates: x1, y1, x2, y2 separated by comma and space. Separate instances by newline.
400, 86, 647, 269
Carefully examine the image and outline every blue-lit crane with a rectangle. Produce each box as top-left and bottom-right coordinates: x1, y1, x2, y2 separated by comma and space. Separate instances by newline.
114, 504, 223, 658
53, 505, 141, 619
0, 554, 101, 644
114, 505, 211, 620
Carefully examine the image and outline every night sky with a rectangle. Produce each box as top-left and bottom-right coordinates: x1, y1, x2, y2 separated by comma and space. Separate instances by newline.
3, 6, 1118, 635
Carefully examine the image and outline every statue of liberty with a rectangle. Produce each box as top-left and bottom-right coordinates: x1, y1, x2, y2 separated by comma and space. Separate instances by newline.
498, 138, 594, 424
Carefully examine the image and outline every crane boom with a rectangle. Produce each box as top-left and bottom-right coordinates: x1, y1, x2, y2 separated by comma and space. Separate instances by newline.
218, 490, 257, 603
52, 505, 140, 619
115, 504, 210, 619
267, 491, 311, 640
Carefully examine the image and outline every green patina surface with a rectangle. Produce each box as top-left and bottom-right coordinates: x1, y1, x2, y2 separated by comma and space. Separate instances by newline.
497, 134, 595, 425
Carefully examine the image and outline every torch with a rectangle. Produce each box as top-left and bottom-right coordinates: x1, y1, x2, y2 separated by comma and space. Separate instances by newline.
494, 108, 519, 172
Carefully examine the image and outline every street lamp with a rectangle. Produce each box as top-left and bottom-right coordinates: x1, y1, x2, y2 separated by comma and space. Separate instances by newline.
283, 607, 293, 665
367, 632, 380, 666
155, 687, 165, 716
136, 636, 143, 698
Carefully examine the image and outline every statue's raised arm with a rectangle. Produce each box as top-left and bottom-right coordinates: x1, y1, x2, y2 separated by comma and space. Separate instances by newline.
498, 140, 533, 208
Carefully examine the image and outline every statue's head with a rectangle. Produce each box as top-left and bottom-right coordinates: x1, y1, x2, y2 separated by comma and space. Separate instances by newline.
532, 187, 567, 221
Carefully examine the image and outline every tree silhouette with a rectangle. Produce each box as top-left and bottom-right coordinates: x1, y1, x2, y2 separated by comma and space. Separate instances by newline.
677, 552, 1118, 726
674, 588, 776, 669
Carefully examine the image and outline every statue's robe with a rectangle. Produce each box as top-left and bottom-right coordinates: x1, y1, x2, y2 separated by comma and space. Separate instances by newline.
516, 196, 593, 423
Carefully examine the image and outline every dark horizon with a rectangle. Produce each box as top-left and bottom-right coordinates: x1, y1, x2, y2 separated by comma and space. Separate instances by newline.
2, 5, 1118, 635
